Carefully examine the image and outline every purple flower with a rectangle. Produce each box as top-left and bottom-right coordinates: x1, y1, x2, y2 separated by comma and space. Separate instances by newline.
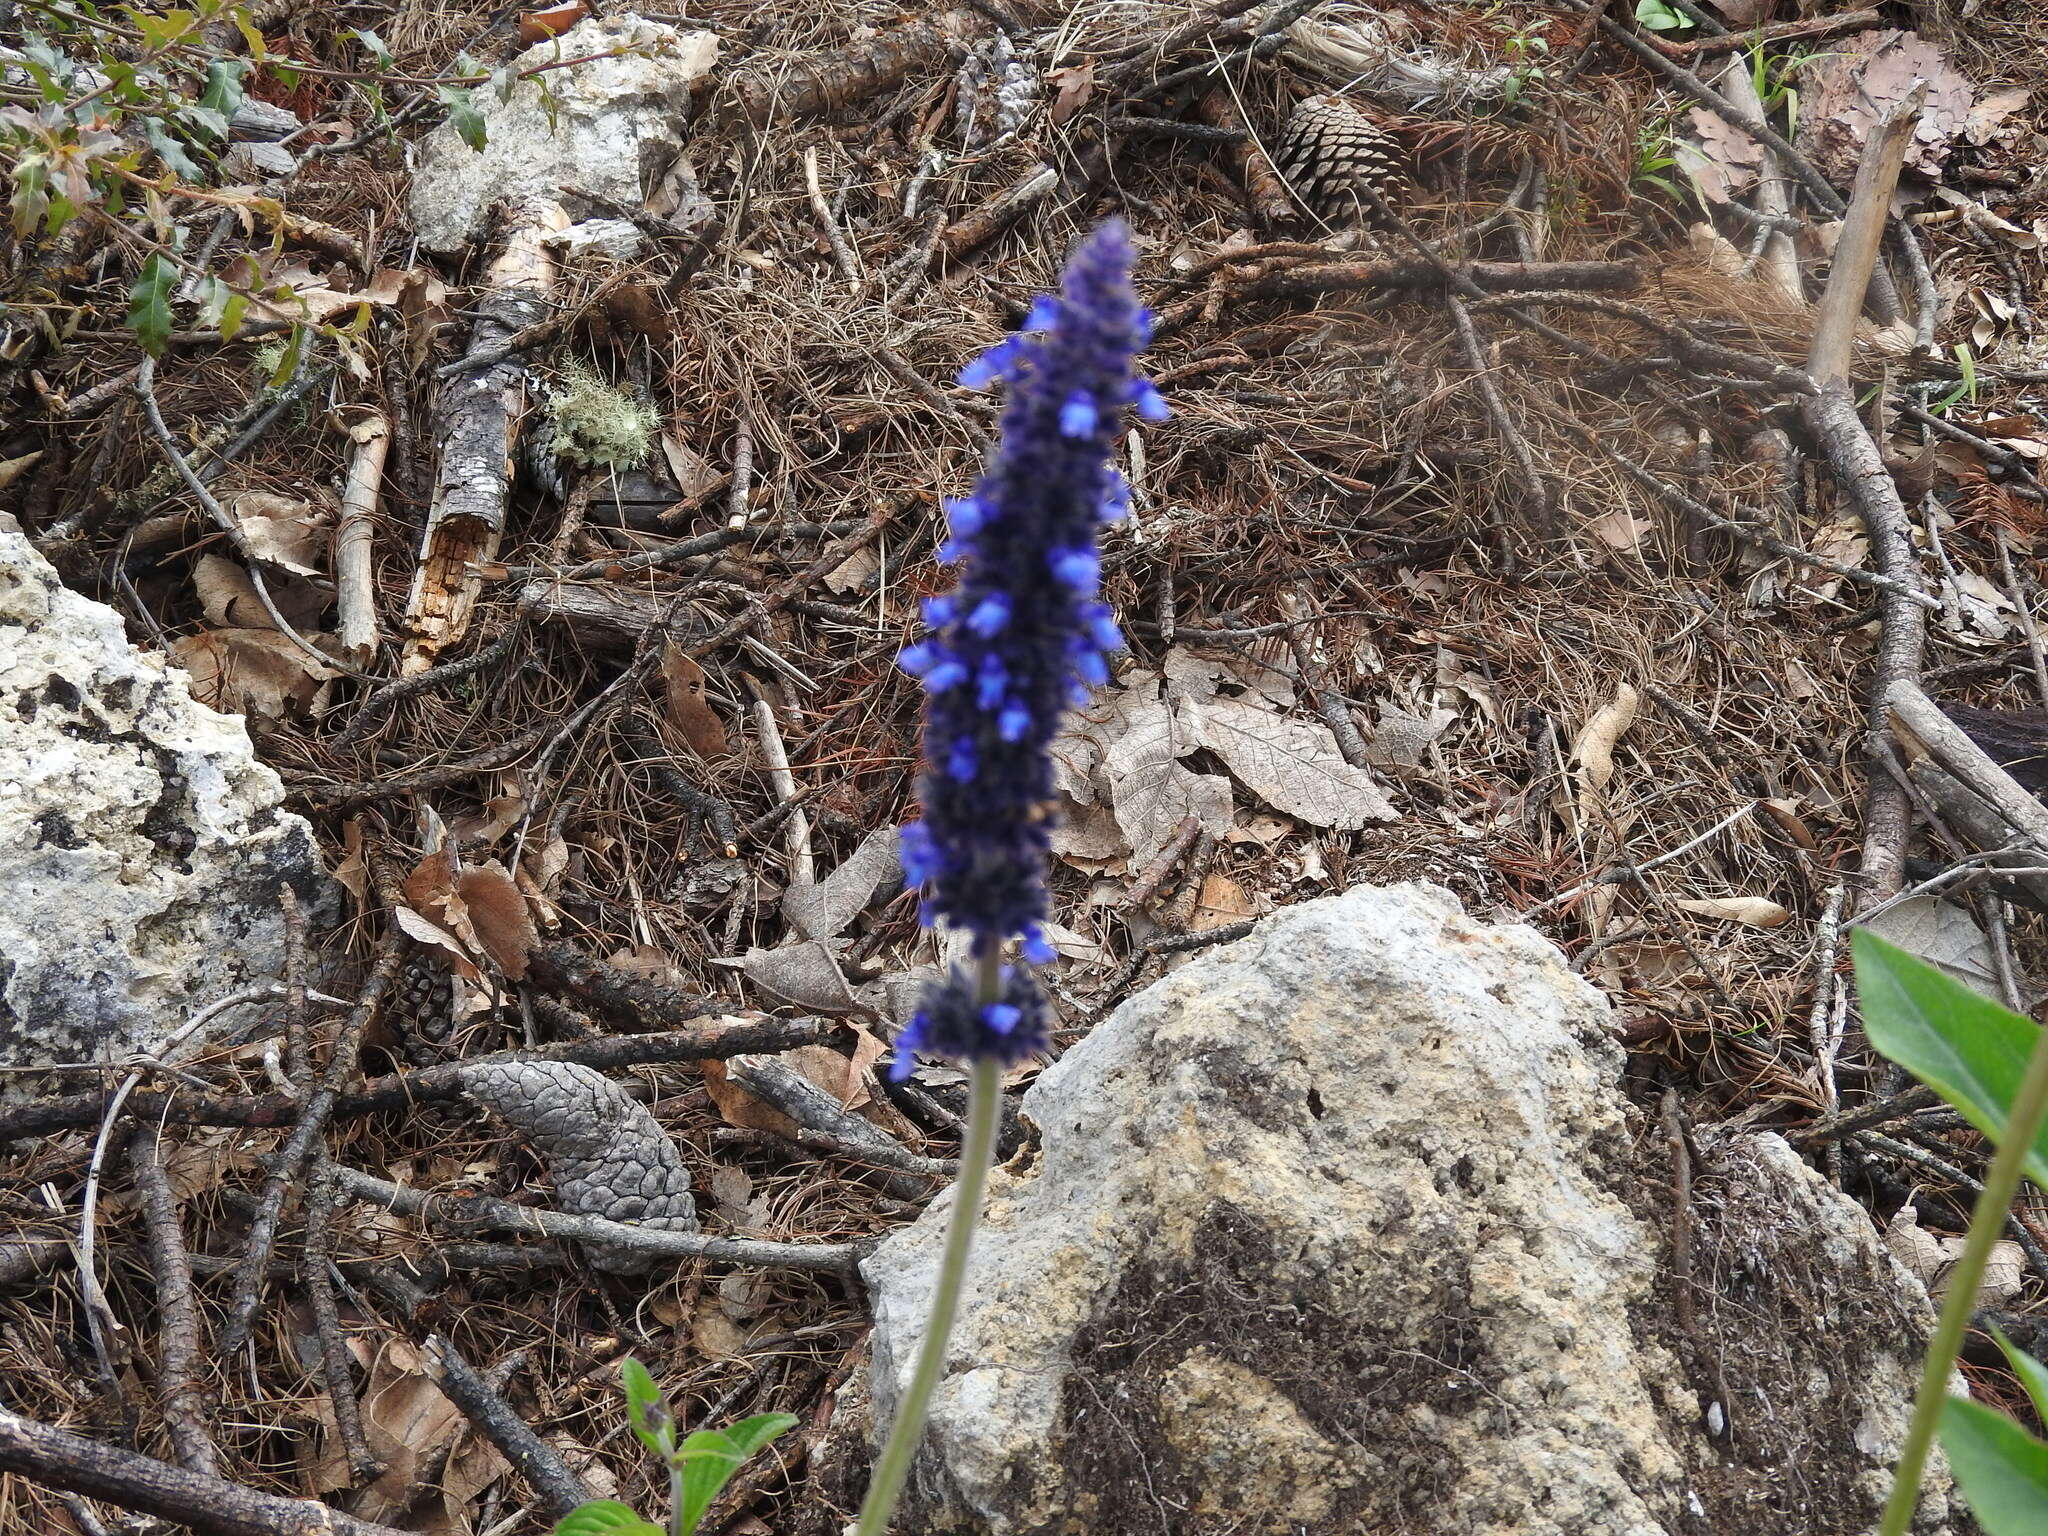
891, 221, 1161, 1071
889, 965, 1051, 1081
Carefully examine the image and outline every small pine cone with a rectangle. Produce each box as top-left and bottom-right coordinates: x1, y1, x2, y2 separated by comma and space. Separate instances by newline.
1275, 95, 1403, 229
390, 948, 457, 1068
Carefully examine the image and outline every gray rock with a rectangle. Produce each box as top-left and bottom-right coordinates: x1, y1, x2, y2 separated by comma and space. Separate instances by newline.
0, 516, 332, 1086
407, 16, 718, 254
861, 882, 1954, 1535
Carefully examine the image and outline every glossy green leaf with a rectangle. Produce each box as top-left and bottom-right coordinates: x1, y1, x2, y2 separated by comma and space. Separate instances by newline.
1941, 1395, 2048, 1536
266, 323, 306, 389
674, 1415, 797, 1536
1634, 0, 1690, 29
550, 1500, 663, 1536
126, 253, 175, 356
10, 155, 50, 241
1851, 931, 2048, 1187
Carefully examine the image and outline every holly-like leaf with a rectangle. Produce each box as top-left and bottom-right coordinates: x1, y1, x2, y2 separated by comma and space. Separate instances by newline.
9, 155, 50, 240
143, 119, 201, 182
437, 83, 488, 151
674, 1415, 798, 1536
354, 28, 393, 68
126, 252, 176, 356
550, 1500, 663, 1536
197, 58, 248, 131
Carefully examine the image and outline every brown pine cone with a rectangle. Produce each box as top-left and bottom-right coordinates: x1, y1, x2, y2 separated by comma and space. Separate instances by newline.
1275, 94, 1404, 229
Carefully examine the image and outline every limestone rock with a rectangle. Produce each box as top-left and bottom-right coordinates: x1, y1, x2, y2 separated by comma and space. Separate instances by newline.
0, 516, 331, 1084
407, 16, 718, 254
861, 882, 1954, 1535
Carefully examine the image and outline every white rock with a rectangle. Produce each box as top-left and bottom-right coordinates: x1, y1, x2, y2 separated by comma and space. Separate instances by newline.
0, 517, 332, 1084
407, 15, 717, 254
861, 883, 1953, 1535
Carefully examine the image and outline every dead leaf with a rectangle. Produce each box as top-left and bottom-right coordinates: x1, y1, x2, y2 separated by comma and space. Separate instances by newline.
449, 789, 526, 848
692, 1293, 750, 1359
1046, 61, 1094, 127
347, 1338, 470, 1523
1189, 873, 1258, 931
402, 848, 537, 980
1860, 895, 1999, 996
1100, 686, 1234, 867
1366, 704, 1450, 770
171, 628, 339, 718
1672, 896, 1793, 928
192, 552, 329, 631
232, 489, 332, 576
0, 451, 43, 491
698, 1058, 799, 1135
1185, 695, 1397, 830
784, 828, 901, 941
1571, 682, 1640, 811
660, 433, 722, 499
784, 1043, 864, 1107
1587, 506, 1651, 551
741, 941, 865, 1015
1678, 97, 1763, 205
659, 645, 728, 757
823, 542, 880, 594
518, 0, 587, 43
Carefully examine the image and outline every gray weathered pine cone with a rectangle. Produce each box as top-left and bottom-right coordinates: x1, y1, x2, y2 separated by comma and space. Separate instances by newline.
461, 1060, 699, 1274
1275, 94, 1404, 228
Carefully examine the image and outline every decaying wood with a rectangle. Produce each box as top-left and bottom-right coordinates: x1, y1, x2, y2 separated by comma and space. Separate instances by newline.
1715, 57, 1801, 306
937, 164, 1059, 262
330, 405, 390, 668
1888, 683, 2048, 855
733, 10, 990, 129
516, 579, 702, 649
401, 210, 563, 675
1193, 87, 1293, 230
1807, 87, 1925, 389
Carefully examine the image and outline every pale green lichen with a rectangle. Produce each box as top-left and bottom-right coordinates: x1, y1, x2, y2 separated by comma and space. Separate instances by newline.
544, 361, 659, 470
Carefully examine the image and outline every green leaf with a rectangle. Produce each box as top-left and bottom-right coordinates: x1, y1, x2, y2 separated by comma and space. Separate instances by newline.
143, 120, 201, 182
199, 58, 248, 127
126, 252, 176, 356
1990, 1327, 2048, 1427
10, 155, 50, 240
1852, 931, 2048, 1187
436, 84, 487, 151
619, 1357, 673, 1459
1941, 1395, 2048, 1536
266, 322, 306, 388
1634, 0, 1690, 31
550, 1500, 664, 1536
674, 1415, 797, 1536
354, 28, 393, 68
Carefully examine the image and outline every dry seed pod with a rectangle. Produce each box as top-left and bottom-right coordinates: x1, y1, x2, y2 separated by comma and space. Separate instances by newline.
1274, 94, 1403, 228
462, 1060, 699, 1274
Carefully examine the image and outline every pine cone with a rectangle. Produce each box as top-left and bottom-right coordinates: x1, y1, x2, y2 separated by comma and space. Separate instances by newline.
1275, 95, 1403, 229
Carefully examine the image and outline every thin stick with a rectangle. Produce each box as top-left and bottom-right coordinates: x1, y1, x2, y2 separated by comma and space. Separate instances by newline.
805, 146, 863, 292
332, 406, 389, 668
753, 689, 815, 887
1993, 528, 2048, 711
129, 1124, 218, 1477
303, 1158, 382, 1484
329, 1167, 863, 1277
725, 413, 755, 530
0, 1409, 409, 1536
423, 1334, 590, 1519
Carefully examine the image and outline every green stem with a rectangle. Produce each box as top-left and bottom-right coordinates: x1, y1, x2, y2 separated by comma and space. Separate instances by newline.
855, 957, 1005, 1536
1879, 1018, 2048, 1536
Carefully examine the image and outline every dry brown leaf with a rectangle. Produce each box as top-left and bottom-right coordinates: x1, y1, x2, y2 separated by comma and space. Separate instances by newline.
449, 789, 526, 848
660, 433, 722, 499
692, 1293, 750, 1359
1189, 873, 1258, 932
232, 489, 332, 577
171, 628, 339, 718
823, 542, 880, 594
741, 941, 864, 1015
0, 451, 42, 491
1796, 30, 1976, 183
517, 0, 588, 43
1186, 695, 1397, 830
1047, 61, 1094, 127
784, 828, 901, 941
458, 861, 537, 979
349, 1339, 470, 1524
1571, 683, 1640, 811
1966, 86, 2030, 146
1097, 684, 1233, 866
659, 644, 729, 756
1672, 896, 1793, 928
192, 552, 328, 630
1678, 101, 1763, 205
698, 1059, 800, 1136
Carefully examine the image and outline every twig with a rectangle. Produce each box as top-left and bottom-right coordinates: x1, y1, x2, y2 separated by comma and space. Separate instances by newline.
712, 1126, 955, 1180
1277, 591, 1371, 767
303, 1159, 382, 1484
1161, 831, 1220, 932
1661, 1090, 1695, 1340
331, 406, 389, 668
0, 1409, 409, 1536
936, 165, 1057, 261
129, 1124, 218, 1477
1855, 1131, 2048, 1284
1099, 917, 1259, 1000
423, 1335, 590, 1519
725, 412, 755, 530
330, 1168, 867, 1277
1446, 297, 1556, 542
1993, 529, 2048, 711
805, 146, 863, 293
217, 915, 409, 1357
330, 620, 529, 751
1808, 88, 1925, 388
752, 690, 814, 886
1121, 816, 1202, 910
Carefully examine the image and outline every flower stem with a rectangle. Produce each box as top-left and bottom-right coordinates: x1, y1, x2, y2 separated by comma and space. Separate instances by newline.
1878, 1019, 2048, 1536
856, 961, 1005, 1536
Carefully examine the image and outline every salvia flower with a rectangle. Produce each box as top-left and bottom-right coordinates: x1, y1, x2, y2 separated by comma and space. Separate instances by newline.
890, 220, 1162, 1079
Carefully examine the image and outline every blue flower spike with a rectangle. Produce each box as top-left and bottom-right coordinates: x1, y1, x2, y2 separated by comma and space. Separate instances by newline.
891, 221, 1159, 1080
